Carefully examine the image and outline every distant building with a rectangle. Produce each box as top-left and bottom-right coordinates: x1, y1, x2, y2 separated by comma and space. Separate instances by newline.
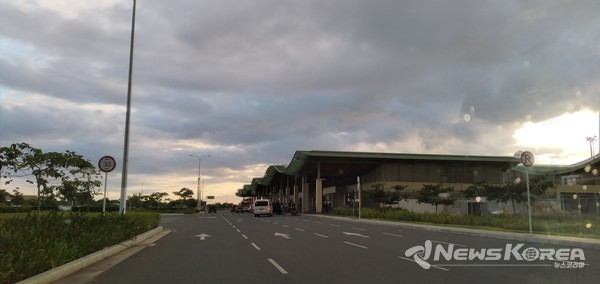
239, 150, 600, 215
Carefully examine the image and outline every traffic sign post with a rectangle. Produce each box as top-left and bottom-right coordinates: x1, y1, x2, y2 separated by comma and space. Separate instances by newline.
516, 151, 535, 234
98, 156, 116, 215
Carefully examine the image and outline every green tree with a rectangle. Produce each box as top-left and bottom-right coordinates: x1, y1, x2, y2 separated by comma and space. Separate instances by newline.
2, 143, 101, 212
146, 192, 168, 209
173, 188, 194, 208
365, 183, 408, 206
10, 189, 24, 206
388, 184, 408, 205
416, 184, 454, 214
127, 192, 145, 209
365, 183, 388, 204
461, 181, 488, 199
0, 189, 9, 205
56, 165, 101, 207
485, 175, 553, 215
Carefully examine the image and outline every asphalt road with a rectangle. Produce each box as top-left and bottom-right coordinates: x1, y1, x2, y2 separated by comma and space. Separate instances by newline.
55, 211, 600, 284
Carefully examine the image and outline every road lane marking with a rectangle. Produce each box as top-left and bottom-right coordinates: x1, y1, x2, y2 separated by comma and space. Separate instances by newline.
342, 232, 369, 238
431, 240, 467, 247
268, 258, 288, 274
382, 232, 404, 237
282, 225, 290, 228
330, 224, 341, 227
314, 233, 329, 238
344, 241, 368, 249
314, 221, 323, 224
195, 234, 210, 240
295, 228, 305, 232
251, 243, 261, 250
274, 232, 291, 239
236, 229, 241, 233
351, 227, 366, 231
242, 234, 248, 239
397, 256, 449, 271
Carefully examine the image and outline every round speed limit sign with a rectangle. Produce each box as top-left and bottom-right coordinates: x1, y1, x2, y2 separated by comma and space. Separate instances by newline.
98, 156, 116, 173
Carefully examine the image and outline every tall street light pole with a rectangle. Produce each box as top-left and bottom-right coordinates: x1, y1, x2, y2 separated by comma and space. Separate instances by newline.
189, 154, 210, 210
586, 136, 597, 157
119, 0, 137, 214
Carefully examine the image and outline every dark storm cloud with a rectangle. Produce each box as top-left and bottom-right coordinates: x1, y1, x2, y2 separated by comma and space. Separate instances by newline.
1, 0, 599, 200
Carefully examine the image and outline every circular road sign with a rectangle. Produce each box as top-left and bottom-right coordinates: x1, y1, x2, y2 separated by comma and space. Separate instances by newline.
98, 156, 116, 172
520, 151, 535, 167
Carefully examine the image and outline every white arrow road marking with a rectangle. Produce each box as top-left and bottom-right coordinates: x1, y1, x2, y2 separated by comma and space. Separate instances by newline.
274, 232, 291, 239
343, 232, 370, 238
195, 234, 210, 240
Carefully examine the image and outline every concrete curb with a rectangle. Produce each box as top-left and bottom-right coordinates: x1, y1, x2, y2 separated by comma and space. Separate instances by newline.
17, 226, 164, 284
311, 214, 600, 249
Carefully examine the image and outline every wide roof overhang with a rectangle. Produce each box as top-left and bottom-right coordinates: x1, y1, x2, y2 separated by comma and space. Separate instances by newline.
246, 150, 521, 192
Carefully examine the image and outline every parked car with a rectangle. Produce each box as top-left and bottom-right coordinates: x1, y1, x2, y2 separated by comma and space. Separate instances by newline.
253, 199, 272, 217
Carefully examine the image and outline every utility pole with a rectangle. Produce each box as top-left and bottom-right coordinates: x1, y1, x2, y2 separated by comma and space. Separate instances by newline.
586, 136, 597, 157
189, 154, 210, 210
119, 0, 137, 214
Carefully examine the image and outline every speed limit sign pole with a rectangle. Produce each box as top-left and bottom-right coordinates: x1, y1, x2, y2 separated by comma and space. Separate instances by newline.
98, 156, 117, 215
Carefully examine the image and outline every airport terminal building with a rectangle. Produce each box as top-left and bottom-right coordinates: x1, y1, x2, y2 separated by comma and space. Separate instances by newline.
237, 150, 600, 215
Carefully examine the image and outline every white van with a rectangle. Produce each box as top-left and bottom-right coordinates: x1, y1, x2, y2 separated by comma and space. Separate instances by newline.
253, 199, 272, 217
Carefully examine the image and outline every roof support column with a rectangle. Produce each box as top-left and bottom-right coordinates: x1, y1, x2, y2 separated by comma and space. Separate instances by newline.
316, 178, 323, 213
293, 183, 298, 207
316, 161, 323, 213
302, 175, 309, 213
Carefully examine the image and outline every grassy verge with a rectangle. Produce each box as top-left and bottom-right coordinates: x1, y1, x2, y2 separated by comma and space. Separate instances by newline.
331, 207, 599, 239
0, 211, 159, 284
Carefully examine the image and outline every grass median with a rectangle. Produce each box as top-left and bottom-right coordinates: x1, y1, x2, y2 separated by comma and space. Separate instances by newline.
0, 211, 160, 284
331, 207, 600, 239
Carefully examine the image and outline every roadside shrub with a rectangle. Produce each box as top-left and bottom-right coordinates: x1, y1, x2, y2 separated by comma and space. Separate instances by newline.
182, 208, 198, 214
0, 206, 32, 213
0, 211, 159, 284
329, 207, 599, 238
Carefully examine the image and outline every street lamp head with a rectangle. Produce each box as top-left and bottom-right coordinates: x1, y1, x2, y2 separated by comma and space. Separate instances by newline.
189, 154, 211, 159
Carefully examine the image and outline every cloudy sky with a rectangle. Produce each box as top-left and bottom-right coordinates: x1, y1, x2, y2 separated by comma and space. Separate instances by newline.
1, 0, 599, 203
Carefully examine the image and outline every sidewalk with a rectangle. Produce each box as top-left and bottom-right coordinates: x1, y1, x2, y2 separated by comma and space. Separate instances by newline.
311, 214, 600, 249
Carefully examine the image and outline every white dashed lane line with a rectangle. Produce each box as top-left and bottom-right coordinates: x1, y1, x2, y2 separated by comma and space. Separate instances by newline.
382, 232, 404, 237
251, 243, 261, 250
344, 241, 368, 249
268, 258, 288, 274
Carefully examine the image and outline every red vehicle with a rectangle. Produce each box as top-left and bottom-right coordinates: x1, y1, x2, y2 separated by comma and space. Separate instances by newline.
241, 200, 252, 212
